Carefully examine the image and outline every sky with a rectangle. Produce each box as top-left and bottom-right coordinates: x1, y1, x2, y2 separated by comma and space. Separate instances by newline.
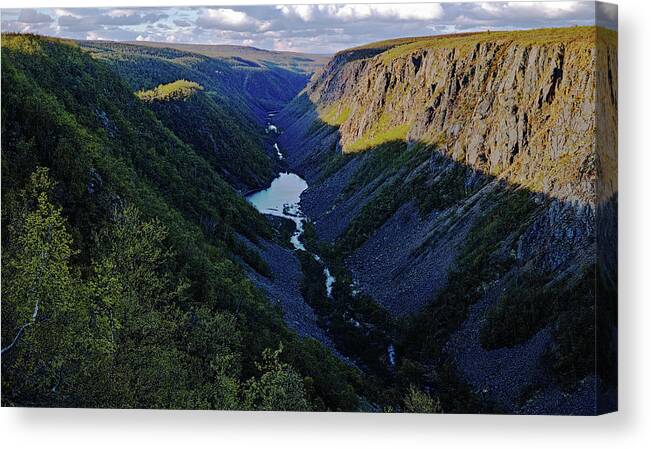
1, 2, 617, 54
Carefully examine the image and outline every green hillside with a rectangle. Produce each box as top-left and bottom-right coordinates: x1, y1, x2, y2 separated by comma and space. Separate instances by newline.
81, 41, 286, 191
126, 41, 330, 74
1, 34, 360, 410
81, 40, 312, 115
144, 81, 275, 190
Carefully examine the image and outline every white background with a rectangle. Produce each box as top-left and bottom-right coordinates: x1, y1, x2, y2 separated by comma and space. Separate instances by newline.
1, 0, 649, 448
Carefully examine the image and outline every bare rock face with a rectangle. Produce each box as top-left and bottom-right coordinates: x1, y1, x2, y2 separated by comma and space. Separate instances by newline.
306, 28, 617, 206
276, 28, 617, 319
275, 27, 617, 413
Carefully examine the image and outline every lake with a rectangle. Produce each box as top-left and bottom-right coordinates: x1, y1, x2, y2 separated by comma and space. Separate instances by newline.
246, 172, 335, 296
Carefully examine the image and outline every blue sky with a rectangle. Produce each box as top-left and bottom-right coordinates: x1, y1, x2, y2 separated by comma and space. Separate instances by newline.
1, 2, 617, 53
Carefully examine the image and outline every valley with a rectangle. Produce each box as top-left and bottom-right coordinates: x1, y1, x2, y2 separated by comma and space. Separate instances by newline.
1, 26, 617, 415
237, 25, 618, 414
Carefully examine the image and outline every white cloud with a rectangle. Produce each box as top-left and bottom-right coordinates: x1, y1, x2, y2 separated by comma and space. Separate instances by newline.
52, 9, 81, 19
476, 1, 589, 20
277, 4, 443, 22
16, 9, 53, 24
85, 31, 106, 41
505, 1, 582, 18
197, 8, 271, 32
276, 5, 316, 22
106, 9, 137, 18
273, 39, 295, 51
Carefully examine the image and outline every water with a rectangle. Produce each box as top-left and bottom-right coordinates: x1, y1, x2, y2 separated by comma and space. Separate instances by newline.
273, 143, 284, 160
313, 254, 335, 297
246, 113, 335, 298
247, 173, 335, 297
387, 344, 396, 367
247, 172, 308, 251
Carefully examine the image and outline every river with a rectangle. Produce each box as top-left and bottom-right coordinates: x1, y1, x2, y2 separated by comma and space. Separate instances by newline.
246, 114, 335, 297
247, 113, 395, 366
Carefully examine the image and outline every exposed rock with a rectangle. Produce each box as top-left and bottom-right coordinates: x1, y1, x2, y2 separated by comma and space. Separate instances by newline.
303, 30, 615, 205
275, 27, 617, 414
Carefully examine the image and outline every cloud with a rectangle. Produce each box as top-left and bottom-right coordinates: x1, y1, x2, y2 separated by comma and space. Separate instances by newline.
466, 1, 593, 22
17, 9, 53, 24
196, 8, 271, 32
58, 10, 167, 32
58, 15, 98, 32
0, 3, 611, 54
275, 5, 316, 22
277, 4, 444, 22
173, 19, 192, 27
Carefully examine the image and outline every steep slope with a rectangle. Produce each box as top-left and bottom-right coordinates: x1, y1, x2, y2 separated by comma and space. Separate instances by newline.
276, 26, 617, 414
83, 40, 315, 116
126, 41, 329, 74
79, 41, 287, 190
297, 27, 612, 202
1, 34, 361, 411
137, 80, 274, 191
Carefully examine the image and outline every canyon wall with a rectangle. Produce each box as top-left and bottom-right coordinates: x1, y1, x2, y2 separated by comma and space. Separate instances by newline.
277, 26, 617, 414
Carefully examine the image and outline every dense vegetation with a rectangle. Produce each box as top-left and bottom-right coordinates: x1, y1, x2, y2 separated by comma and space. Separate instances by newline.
81, 41, 284, 191
81, 40, 311, 116
143, 82, 275, 191
1, 34, 360, 410
136, 79, 203, 102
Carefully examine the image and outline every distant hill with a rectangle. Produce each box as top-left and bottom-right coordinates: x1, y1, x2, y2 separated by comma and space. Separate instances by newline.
81, 40, 315, 116
125, 41, 331, 75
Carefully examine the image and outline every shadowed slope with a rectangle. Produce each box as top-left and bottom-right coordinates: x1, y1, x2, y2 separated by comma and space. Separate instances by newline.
273, 26, 617, 414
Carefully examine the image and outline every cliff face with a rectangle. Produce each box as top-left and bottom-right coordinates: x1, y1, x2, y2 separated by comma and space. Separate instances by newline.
306, 27, 616, 204
277, 26, 617, 414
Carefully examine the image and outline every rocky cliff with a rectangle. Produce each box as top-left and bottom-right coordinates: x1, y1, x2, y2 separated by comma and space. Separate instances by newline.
306, 26, 616, 204
276, 26, 617, 414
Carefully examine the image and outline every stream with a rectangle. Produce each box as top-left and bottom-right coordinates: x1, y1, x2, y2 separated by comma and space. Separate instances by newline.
247, 112, 395, 368
246, 114, 335, 298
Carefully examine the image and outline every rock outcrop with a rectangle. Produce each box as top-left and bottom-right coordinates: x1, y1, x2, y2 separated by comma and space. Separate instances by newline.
276, 26, 617, 414
305, 26, 616, 205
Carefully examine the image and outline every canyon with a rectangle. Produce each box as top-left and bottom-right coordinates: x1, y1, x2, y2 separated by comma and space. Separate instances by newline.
255, 26, 618, 413
1, 26, 617, 414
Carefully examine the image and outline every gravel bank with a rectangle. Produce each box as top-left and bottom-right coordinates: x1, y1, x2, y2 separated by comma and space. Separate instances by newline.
238, 235, 351, 364
446, 270, 599, 415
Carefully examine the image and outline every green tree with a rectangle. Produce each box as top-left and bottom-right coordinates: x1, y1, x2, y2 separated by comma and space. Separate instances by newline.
186, 307, 243, 410
244, 344, 311, 411
1, 168, 112, 405
89, 205, 195, 407
403, 385, 442, 413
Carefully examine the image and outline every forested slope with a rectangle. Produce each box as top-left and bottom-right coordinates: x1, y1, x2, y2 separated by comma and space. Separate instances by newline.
81, 40, 311, 119
1, 34, 360, 410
